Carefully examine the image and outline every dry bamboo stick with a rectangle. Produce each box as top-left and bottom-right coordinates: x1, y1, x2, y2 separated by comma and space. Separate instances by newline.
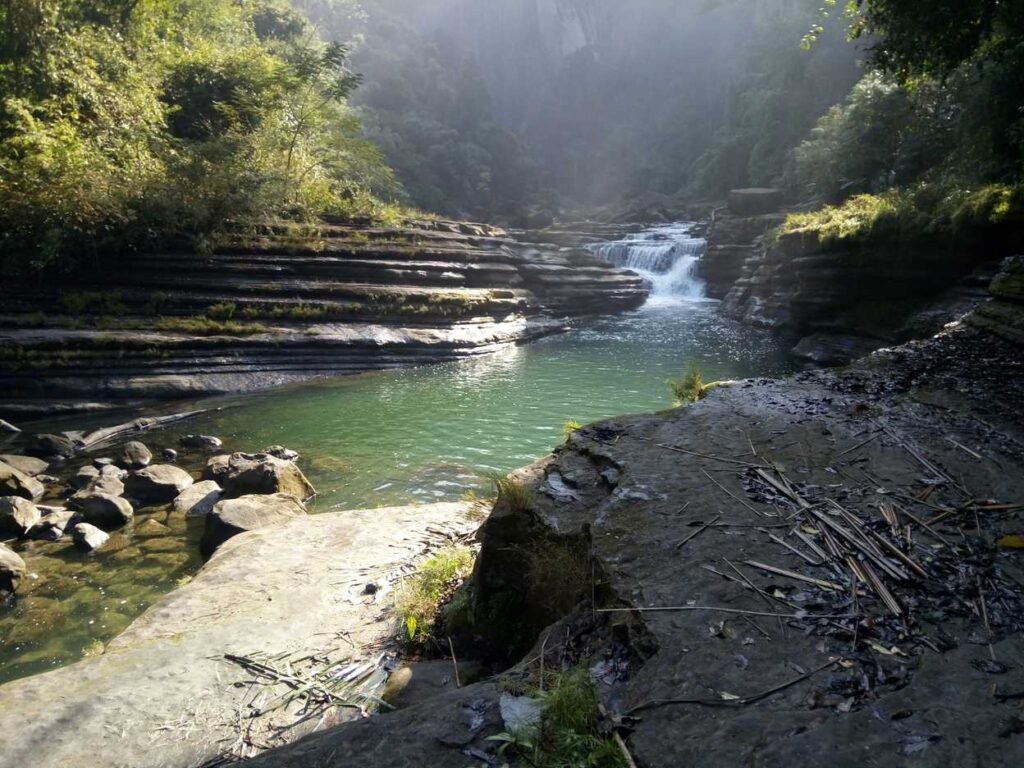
744, 560, 844, 591
676, 514, 723, 549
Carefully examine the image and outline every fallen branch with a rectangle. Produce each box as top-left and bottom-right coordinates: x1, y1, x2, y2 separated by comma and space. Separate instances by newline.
78, 410, 211, 450
676, 514, 722, 550
625, 659, 840, 714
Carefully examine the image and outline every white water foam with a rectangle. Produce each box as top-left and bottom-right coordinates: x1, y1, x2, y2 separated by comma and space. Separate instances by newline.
590, 222, 707, 305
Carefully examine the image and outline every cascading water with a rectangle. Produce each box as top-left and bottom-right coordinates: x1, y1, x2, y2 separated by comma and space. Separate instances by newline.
590, 223, 707, 304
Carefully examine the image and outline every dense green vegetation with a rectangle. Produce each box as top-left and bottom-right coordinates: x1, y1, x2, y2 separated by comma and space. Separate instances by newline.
0, 0, 401, 274
784, 0, 1024, 246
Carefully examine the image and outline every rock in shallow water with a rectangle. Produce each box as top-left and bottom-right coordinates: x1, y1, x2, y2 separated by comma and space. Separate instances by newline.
172, 480, 222, 517
203, 453, 315, 501
0, 460, 45, 501
180, 435, 223, 452
201, 493, 306, 558
0, 542, 26, 595
125, 465, 194, 504
74, 492, 134, 529
120, 441, 153, 469
0, 497, 40, 537
0, 455, 48, 477
28, 509, 80, 541
28, 433, 77, 459
72, 523, 110, 552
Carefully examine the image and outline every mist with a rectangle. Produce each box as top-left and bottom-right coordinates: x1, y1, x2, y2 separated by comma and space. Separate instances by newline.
297, 0, 862, 220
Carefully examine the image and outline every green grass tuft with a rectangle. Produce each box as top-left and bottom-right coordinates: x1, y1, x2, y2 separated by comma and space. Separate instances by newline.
668, 365, 704, 406
394, 546, 475, 643
485, 471, 533, 513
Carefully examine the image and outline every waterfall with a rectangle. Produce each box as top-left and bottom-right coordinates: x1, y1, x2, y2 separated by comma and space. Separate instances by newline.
589, 223, 707, 304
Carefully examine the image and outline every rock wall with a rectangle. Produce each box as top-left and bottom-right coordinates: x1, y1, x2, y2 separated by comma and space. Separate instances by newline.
0, 220, 646, 414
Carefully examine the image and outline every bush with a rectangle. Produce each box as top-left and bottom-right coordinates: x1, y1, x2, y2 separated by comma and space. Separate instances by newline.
669, 366, 704, 406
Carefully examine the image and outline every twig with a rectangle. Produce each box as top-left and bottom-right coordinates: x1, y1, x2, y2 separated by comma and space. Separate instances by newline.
702, 469, 770, 518
448, 637, 461, 688
655, 443, 767, 469
835, 432, 880, 459
676, 514, 722, 550
599, 703, 639, 768
765, 530, 822, 566
625, 659, 839, 714
595, 605, 855, 620
745, 560, 844, 591
946, 437, 983, 460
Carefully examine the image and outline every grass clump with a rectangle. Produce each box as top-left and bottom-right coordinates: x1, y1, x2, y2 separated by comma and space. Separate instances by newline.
156, 317, 268, 336
485, 471, 533, 513
207, 302, 236, 320
490, 669, 626, 768
395, 545, 475, 643
562, 420, 583, 440
668, 365, 704, 406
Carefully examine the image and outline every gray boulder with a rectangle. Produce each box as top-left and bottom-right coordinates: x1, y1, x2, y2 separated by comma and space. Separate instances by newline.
72, 523, 110, 552
28, 509, 80, 541
180, 435, 223, 452
204, 453, 315, 501
262, 445, 299, 462
29, 433, 77, 459
120, 441, 152, 469
0, 460, 45, 501
0, 497, 41, 537
74, 492, 134, 529
72, 465, 101, 489
0, 454, 48, 477
125, 465, 193, 504
0, 542, 26, 595
172, 480, 222, 518
201, 493, 306, 558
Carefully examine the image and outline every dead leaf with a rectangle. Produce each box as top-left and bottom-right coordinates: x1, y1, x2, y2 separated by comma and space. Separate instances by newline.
998, 534, 1024, 549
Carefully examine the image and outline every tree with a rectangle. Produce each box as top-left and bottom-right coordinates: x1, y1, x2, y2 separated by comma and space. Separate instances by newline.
818, 0, 1024, 78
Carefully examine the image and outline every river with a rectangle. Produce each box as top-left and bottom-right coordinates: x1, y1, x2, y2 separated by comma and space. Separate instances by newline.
0, 223, 793, 683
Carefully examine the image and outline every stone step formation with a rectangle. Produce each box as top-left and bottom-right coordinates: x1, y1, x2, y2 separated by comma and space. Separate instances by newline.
0, 220, 647, 414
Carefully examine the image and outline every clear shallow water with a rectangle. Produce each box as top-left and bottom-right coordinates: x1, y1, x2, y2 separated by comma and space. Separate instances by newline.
0, 263, 794, 684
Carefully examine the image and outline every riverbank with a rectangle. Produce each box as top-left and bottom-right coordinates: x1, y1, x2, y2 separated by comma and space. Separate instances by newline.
0, 219, 646, 416
244, 302, 1024, 767
1, 290, 1020, 766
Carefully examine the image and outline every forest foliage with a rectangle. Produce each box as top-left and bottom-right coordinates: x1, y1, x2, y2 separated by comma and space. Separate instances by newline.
0, 0, 401, 274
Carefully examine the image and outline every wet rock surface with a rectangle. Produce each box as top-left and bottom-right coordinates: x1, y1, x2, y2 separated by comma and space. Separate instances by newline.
124, 464, 194, 504
245, 321, 1024, 767
0, 502, 476, 768
201, 493, 307, 557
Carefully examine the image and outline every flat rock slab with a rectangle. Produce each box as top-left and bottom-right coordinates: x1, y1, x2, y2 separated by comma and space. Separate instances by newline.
0, 502, 474, 768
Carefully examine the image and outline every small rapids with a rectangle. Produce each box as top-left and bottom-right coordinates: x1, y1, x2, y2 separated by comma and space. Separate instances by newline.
589, 222, 707, 303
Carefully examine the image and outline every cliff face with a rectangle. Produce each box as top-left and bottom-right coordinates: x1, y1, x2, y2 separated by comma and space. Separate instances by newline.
0, 221, 646, 415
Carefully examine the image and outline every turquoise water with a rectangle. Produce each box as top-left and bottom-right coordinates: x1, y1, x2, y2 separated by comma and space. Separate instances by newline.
0, 300, 792, 684
181, 302, 793, 509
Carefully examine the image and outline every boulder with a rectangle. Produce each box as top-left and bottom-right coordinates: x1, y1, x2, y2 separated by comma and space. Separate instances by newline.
172, 480, 223, 518
180, 435, 223, 451
120, 441, 152, 469
29, 433, 77, 459
0, 542, 26, 595
124, 465, 194, 504
0, 455, 48, 477
74, 492, 134, 529
161, 448, 178, 462
0, 497, 41, 537
100, 464, 127, 480
72, 465, 101, 489
261, 445, 300, 462
201, 493, 306, 558
0, 460, 45, 501
72, 523, 110, 552
206, 453, 315, 501
727, 187, 784, 216
69, 470, 127, 505
28, 509, 80, 541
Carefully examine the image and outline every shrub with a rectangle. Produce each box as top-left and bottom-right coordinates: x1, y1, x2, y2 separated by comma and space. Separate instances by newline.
669, 366, 704, 406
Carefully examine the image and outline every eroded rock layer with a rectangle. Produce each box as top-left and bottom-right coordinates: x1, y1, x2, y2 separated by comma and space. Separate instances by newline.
0, 220, 646, 414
